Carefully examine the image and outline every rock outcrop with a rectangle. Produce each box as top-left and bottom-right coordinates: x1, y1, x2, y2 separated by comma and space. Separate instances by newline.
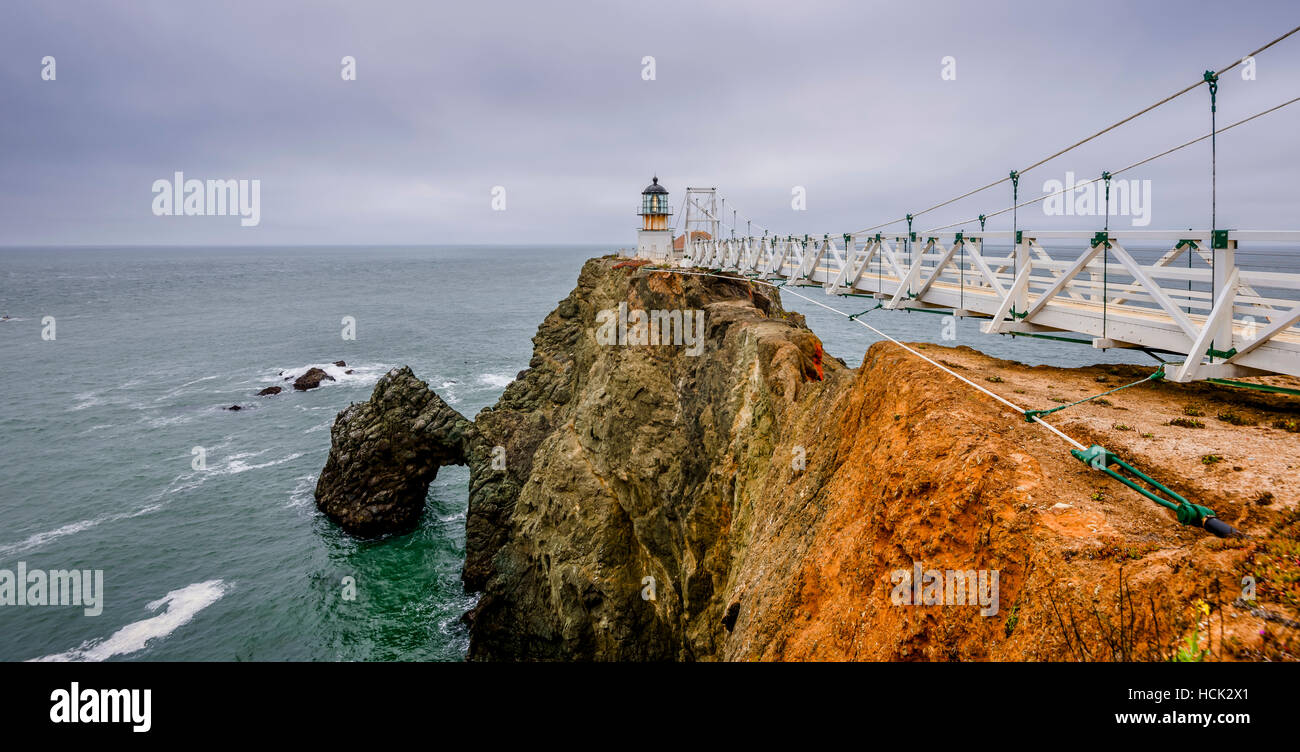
294, 367, 335, 391
257, 386, 282, 396
314, 366, 474, 536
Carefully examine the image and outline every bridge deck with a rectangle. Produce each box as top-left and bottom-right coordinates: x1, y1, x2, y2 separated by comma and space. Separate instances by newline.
684, 230, 1300, 381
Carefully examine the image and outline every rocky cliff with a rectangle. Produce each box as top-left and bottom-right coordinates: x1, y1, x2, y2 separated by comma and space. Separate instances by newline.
316, 256, 1300, 661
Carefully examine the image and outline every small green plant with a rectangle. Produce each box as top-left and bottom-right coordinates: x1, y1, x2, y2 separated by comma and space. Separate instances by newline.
1004, 601, 1021, 637
986, 375, 1004, 383
1273, 418, 1300, 432
1051, 397, 1070, 404
1094, 397, 1113, 407
1170, 417, 1204, 429
1091, 491, 1106, 501
1113, 423, 1132, 431
1173, 628, 1209, 662
1183, 404, 1204, 417
1013, 388, 1026, 394
1140, 432, 1155, 438
1217, 411, 1256, 426
1173, 599, 1212, 662
1201, 454, 1223, 465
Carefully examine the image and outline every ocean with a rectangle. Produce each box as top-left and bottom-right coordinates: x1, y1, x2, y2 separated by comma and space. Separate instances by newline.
0, 244, 1243, 661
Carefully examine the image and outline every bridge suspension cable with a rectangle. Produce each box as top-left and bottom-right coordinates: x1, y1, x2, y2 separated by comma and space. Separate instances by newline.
849, 23, 1300, 237
921, 94, 1300, 234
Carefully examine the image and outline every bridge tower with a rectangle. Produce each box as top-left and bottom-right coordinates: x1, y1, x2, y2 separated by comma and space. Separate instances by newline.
636, 176, 674, 259
681, 186, 719, 259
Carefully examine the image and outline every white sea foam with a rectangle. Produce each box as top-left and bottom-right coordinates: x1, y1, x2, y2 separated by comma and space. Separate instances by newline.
218, 451, 302, 475
0, 443, 259, 557
31, 580, 228, 662
287, 474, 318, 509
272, 362, 388, 390
0, 504, 163, 558
144, 412, 202, 428
152, 374, 221, 402
477, 373, 514, 388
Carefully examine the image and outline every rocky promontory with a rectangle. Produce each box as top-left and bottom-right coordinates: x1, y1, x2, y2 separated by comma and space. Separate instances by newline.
314, 256, 1300, 661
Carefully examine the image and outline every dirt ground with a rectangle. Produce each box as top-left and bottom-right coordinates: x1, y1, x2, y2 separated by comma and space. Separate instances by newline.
905, 343, 1300, 660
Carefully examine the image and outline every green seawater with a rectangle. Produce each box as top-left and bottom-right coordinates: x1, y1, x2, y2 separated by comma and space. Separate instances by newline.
0, 245, 597, 661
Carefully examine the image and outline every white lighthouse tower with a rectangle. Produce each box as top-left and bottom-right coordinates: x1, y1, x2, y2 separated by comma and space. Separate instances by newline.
636, 176, 674, 260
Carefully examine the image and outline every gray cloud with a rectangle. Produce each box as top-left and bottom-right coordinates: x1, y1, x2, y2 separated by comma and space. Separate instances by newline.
1, 0, 1298, 245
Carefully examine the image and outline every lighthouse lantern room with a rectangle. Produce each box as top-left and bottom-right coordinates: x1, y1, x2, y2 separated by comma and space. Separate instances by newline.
636, 176, 674, 260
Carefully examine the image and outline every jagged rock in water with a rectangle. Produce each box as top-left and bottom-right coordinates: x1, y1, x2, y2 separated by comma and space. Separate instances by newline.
294, 367, 335, 391
314, 366, 474, 536
257, 386, 282, 396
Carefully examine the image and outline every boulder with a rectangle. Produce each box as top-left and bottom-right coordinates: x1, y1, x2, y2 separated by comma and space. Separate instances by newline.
293, 367, 335, 391
257, 386, 282, 396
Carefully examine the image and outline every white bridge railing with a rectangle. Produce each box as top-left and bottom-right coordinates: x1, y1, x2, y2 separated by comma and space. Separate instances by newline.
683, 230, 1300, 382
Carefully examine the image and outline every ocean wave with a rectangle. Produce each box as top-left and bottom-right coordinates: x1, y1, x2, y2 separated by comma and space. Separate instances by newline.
0, 441, 287, 557
271, 362, 388, 390
287, 474, 318, 509
0, 503, 163, 558
477, 373, 514, 389
30, 580, 228, 662
218, 451, 302, 476
152, 374, 221, 403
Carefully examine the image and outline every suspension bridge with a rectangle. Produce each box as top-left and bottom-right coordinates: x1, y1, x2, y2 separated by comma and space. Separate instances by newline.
657, 26, 1300, 385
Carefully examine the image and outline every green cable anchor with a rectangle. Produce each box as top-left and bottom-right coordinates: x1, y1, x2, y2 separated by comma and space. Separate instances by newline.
848, 303, 882, 320
1024, 367, 1164, 422
1070, 445, 1239, 538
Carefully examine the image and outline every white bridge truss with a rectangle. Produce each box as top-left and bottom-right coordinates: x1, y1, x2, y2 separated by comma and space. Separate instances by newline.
684, 230, 1300, 382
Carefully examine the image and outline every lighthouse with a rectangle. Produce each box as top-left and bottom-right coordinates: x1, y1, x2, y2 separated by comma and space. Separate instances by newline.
636, 176, 674, 260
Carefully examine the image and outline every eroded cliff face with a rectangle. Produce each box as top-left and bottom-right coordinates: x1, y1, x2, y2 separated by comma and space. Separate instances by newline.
318, 256, 1300, 661
462, 258, 834, 660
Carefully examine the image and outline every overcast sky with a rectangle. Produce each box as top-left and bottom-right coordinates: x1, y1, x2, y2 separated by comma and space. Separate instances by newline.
2, 0, 1298, 246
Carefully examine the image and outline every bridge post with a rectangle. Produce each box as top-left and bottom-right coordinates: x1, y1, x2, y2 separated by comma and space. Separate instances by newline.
1211, 232, 1237, 358
1015, 230, 1031, 314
